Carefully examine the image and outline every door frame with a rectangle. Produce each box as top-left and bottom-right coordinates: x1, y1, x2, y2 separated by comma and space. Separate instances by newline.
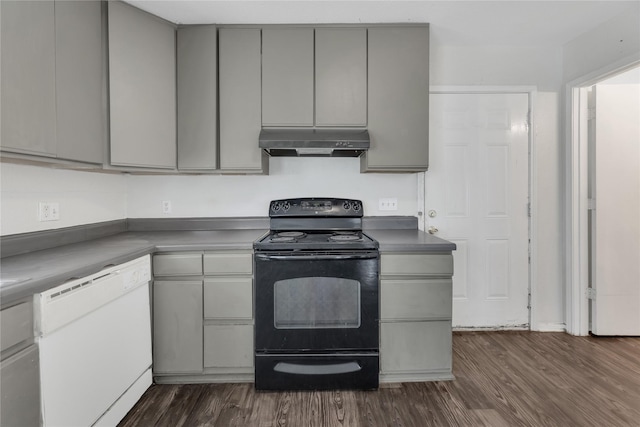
426, 86, 536, 329
565, 56, 640, 336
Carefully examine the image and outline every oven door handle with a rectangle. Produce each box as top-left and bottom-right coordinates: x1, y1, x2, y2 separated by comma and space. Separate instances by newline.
274, 361, 362, 376
255, 252, 378, 261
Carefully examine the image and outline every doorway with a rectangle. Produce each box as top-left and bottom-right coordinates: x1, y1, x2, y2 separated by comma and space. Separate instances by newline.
567, 63, 640, 336
426, 90, 531, 328
588, 67, 640, 335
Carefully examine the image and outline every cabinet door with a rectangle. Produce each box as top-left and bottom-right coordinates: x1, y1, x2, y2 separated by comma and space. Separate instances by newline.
315, 28, 367, 126
203, 324, 253, 369
0, 346, 40, 427
380, 321, 451, 373
363, 26, 429, 172
204, 278, 253, 320
55, 0, 104, 164
153, 280, 203, 373
108, 1, 176, 169
262, 28, 314, 126
177, 25, 217, 170
219, 28, 266, 172
0, 0, 56, 156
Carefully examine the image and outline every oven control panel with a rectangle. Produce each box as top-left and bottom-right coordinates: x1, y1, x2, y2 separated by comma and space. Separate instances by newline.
269, 198, 363, 217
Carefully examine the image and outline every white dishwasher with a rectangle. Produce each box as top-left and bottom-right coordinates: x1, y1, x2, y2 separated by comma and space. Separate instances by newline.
35, 255, 152, 427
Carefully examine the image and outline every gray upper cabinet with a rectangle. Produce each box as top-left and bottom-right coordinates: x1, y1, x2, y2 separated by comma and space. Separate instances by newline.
55, 1, 104, 164
261, 28, 314, 126
108, 1, 176, 169
1, 0, 104, 164
1, 1, 57, 157
315, 28, 367, 127
177, 25, 217, 171
362, 26, 430, 172
219, 28, 268, 173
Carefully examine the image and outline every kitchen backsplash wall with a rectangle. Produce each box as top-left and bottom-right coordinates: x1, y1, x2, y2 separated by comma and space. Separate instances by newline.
0, 163, 127, 235
126, 157, 418, 218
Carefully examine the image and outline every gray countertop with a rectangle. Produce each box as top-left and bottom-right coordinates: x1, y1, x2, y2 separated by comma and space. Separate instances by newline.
367, 229, 457, 252
1, 224, 454, 305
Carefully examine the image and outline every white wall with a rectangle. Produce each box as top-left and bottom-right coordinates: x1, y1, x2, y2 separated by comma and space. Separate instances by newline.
563, 3, 640, 84
0, 163, 127, 236
532, 92, 565, 330
431, 45, 563, 91
127, 157, 417, 217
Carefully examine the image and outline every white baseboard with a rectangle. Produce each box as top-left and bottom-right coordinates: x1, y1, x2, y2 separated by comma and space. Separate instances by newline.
531, 323, 566, 332
453, 325, 529, 332
453, 323, 567, 332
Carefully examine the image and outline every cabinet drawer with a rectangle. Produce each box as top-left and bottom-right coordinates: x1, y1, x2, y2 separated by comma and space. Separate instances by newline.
381, 253, 453, 276
381, 279, 452, 320
153, 253, 202, 276
1, 302, 33, 353
204, 278, 253, 320
203, 324, 253, 369
203, 252, 252, 275
380, 321, 451, 373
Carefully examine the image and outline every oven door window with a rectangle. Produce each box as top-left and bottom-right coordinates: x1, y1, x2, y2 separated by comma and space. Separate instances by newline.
274, 277, 360, 329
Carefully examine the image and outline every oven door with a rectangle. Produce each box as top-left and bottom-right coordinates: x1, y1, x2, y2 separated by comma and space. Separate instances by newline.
254, 251, 379, 352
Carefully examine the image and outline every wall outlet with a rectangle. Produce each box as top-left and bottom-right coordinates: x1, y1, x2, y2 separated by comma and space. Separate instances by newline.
378, 198, 398, 211
38, 202, 60, 221
162, 200, 172, 214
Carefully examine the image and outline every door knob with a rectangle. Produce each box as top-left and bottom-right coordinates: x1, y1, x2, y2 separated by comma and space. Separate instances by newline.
428, 210, 437, 218
428, 226, 438, 234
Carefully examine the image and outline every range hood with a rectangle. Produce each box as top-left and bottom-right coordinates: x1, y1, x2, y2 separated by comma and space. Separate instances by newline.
259, 129, 370, 157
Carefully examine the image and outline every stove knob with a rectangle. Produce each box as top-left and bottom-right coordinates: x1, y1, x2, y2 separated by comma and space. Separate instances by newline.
283, 201, 290, 211
353, 202, 361, 212
343, 201, 351, 211
272, 202, 281, 212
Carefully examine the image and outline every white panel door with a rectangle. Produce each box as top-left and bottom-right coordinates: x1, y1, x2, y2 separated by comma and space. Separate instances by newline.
427, 93, 529, 327
591, 83, 640, 336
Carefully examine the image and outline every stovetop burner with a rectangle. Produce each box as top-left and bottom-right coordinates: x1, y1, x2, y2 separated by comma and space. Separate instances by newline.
270, 236, 296, 243
254, 198, 379, 251
328, 234, 362, 242
275, 231, 307, 239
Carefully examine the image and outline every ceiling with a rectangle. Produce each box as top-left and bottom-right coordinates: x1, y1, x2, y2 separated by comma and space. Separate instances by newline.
124, 0, 639, 47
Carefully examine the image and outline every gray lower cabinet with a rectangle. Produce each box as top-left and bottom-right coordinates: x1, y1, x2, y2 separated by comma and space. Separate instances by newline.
152, 251, 254, 382
0, 300, 40, 427
0, 345, 41, 427
108, 1, 176, 169
362, 25, 430, 172
379, 252, 454, 382
1, 0, 103, 164
177, 25, 217, 171
261, 28, 314, 126
219, 28, 268, 173
153, 280, 204, 374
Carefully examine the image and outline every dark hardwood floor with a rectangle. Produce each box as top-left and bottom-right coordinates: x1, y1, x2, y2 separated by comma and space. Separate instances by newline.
118, 332, 640, 426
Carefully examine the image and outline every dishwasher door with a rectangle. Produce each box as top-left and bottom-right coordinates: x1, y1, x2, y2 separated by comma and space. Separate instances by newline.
36, 255, 152, 427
